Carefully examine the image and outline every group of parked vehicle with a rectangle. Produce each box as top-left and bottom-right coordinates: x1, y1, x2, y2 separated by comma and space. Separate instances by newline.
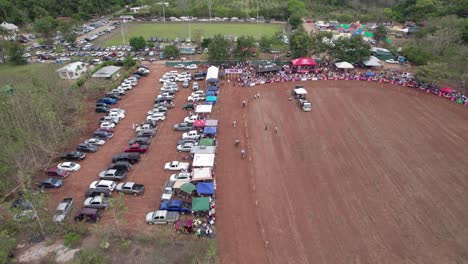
145, 77, 218, 234
34, 65, 151, 223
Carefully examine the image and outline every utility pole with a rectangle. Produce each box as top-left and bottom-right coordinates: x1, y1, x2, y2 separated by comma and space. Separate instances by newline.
207, 0, 213, 23
157, 2, 169, 23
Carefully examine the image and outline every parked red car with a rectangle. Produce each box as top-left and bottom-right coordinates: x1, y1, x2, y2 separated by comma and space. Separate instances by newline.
96, 127, 116, 133
45, 168, 70, 178
124, 143, 148, 153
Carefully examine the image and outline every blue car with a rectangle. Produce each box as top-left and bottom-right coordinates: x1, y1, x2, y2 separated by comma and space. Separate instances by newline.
159, 200, 191, 214
37, 178, 63, 188
97, 97, 117, 105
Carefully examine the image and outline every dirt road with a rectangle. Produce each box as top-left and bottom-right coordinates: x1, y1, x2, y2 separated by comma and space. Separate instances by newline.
216, 80, 468, 263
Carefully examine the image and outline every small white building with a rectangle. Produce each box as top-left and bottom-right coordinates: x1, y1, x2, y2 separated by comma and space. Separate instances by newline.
56, 62, 89, 80
129, 6, 148, 13
92, 66, 121, 80
0, 22, 19, 40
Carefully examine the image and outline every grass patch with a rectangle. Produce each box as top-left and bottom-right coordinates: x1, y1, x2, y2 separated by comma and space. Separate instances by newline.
100, 23, 283, 46
0, 63, 60, 89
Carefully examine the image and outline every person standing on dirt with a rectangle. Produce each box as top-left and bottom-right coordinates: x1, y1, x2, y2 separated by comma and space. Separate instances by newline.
264, 124, 267, 131
242, 100, 247, 108
275, 126, 278, 134
233, 120, 237, 127
241, 149, 246, 159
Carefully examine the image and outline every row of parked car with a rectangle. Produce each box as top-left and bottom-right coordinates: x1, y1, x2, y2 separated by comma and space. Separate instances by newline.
145, 69, 201, 224
145, 72, 215, 225
44, 66, 152, 223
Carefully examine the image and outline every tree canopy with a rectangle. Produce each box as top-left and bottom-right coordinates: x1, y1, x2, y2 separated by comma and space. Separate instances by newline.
164, 45, 179, 58
233, 36, 256, 60
129, 36, 146, 51
329, 36, 371, 63
289, 30, 312, 58
208, 34, 229, 62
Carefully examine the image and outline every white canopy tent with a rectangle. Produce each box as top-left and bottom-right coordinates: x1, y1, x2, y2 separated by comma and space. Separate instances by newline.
192, 154, 215, 167
335, 62, 354, 69
191, 146, 216, 155
293, 88, 308, 95
206, 66, 219, 82
191, 167, 214, 182
363, 56, 382, 67
205, 119, 218, 127
195, 104, 213, 114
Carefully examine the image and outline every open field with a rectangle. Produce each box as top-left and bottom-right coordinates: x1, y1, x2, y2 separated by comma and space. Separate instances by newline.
98, 23, 283, 46
0, 63, 59, 89
216, 80, 468, 263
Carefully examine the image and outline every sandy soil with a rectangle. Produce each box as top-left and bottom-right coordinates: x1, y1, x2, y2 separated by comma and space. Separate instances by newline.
216, 80, 468, 263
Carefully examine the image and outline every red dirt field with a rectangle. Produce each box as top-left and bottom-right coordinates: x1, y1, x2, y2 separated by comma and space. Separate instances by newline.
215, 80, 468, 263
48, 64, 468, 263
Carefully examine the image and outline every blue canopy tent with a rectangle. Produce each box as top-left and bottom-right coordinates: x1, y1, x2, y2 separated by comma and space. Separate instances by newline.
207, 86, 219, 91
365, 71, 375, 77
206, 96, 217, 102
196, 182, 215, 196
206, 91, 216, 96
203, 126, 217, 136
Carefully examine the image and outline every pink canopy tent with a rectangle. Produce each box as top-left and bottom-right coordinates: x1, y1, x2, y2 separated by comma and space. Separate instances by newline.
440, 87, 454, 93
193, 120, 206, 127
291, 57, 318, 67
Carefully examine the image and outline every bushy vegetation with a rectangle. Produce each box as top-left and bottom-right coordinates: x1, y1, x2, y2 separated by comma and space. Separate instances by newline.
0, 0, 127, 25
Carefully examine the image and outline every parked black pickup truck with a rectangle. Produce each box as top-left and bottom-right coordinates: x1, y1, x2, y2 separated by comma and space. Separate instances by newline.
111, 153, 141, 164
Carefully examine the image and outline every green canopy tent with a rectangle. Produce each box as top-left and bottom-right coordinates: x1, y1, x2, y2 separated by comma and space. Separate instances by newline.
180, 183, 196, 194
363, 31, 374, 38
192, 197, 210, 212
199, 138, 215, 146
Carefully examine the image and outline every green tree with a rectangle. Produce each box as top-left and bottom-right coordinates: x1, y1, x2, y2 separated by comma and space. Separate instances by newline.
373, 24, 388, 45
164, 45, 178, 58
310, 31, 334, 62
234, 35, 255, 60
288, 15, 303, 29
289, 29, 311, 58
33, 16, 58, 44
208, 34, 229, 62
415, 62, 451, 85
129, 36, 146, 51
201, 37, 212, 48
8, 42, 26, 65
0, 229, 17, 264
330, 36, 371, 62
58, 20, 78, 44
259, 35, 273, 51
402, 44, 432, 65
287, 0, 306, 17
123, 57, 135, 66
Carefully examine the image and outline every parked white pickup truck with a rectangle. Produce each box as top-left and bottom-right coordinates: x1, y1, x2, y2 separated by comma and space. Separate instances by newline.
164, 161, 190, 171
182, 130, 201, 140
146, 210, 179, 224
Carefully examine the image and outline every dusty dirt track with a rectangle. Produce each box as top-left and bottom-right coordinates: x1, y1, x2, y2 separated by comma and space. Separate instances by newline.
49, 65, 468, 263
216, 80, 468, 264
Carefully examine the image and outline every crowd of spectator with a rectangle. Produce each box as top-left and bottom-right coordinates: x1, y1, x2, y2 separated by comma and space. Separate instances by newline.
224, 62, 468, 106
